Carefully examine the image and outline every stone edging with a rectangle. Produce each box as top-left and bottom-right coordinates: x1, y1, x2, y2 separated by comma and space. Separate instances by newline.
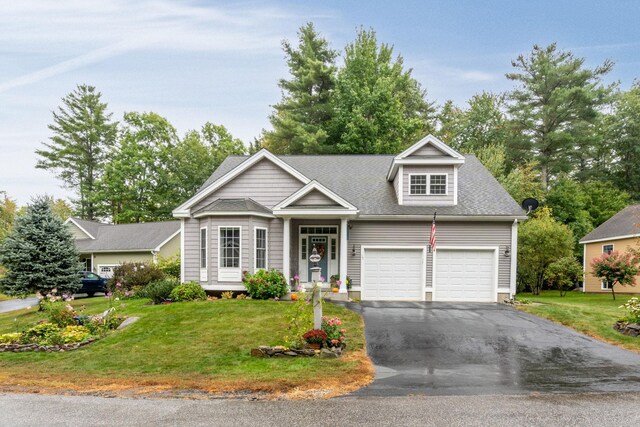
0, 338, 98, 353
251, 345, 343, 358
614, 321, 640, 337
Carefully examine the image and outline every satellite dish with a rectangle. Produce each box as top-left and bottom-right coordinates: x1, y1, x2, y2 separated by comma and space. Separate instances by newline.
521, 198, 539, 214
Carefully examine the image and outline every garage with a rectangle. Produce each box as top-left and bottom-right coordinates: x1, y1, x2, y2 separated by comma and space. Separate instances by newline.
361, 247, 425, 301
433, 248, 496, 302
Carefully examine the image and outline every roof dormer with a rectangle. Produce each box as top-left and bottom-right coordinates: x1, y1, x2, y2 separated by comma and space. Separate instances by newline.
388, 135, 465, 206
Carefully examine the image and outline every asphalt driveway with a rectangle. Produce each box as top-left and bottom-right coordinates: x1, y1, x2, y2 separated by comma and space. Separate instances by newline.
348, 302, 640, 396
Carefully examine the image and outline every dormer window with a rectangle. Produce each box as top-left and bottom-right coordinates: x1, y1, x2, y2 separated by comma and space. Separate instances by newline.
410, 174, 447, 195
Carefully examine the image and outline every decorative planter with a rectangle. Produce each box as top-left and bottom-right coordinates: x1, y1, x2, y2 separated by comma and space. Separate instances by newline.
307, 343, 322, 350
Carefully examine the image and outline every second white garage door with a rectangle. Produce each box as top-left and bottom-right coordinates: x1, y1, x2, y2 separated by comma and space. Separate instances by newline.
434, 249, 496, 302
361, 248, 424, 301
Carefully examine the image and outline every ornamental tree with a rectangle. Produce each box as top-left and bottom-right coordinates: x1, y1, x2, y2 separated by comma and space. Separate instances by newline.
544, 256, 583, 297
590, 251, 639, 300
0, 196, 82, 297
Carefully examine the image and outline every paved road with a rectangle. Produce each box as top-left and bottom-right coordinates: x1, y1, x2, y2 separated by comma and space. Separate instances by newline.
0, 296, 38, 314
1, 392, 639, 426
348, 302, 640, 396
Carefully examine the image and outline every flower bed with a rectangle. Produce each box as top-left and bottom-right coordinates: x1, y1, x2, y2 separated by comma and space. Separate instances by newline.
250, 345, 342, 358
0, 338, 97, 353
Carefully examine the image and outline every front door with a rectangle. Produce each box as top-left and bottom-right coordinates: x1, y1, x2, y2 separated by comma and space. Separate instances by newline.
308, 236, 329, 282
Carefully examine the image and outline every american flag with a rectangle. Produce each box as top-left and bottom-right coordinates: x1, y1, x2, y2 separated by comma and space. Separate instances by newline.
430, 212, 437, 251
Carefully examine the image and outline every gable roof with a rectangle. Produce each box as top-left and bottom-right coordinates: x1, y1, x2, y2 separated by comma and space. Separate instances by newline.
191, 153, 524, 218
65, 217, 101, 239
580, 204, 640, 244
273, 180, 358, 212
193, 198, 273, 218
69, 219, 181, 253
387, 135, 465, 181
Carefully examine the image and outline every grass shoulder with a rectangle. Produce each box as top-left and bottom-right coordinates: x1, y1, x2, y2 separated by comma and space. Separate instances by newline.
516, 290, 640, 352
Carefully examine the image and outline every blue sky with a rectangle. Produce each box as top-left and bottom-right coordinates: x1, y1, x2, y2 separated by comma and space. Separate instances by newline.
1, 0, 639, 205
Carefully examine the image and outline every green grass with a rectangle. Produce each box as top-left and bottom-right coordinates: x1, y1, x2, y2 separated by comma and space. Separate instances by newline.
517, 290, 640, 352
0, 293, 13, 302
0, 297, 371, 396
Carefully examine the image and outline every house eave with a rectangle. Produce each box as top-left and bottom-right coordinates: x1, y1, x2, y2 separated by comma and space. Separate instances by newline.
580, 233, 640, 245
357, 214, 528, 222
193, 211, 275, 219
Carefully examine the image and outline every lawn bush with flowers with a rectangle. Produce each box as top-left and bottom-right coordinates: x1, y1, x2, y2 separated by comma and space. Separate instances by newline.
322, 316, 347, 349
242, 269, 288, 300
108, 262, 164, 293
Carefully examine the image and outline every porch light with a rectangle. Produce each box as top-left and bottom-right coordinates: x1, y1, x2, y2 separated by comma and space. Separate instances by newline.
504, 246, 511, 257
352, 244, 356, 256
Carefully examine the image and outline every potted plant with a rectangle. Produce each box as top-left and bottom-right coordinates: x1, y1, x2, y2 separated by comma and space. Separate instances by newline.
302, 329, 327, 350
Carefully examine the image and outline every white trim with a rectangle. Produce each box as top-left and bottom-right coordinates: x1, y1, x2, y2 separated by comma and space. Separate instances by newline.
154, 229, 181, 252
580, 233, 640, 244
199, 226, 208, 282
77, 249, 159, 254
396, 134, 465, 161
272, 209, 359, 218
398, 165, 404, 205
602, 243, 615, 254
254, 226, 268, 272
90, 253, 95, 273
298, 225, 339, 283
283, 218, 290, 282
273, 180, 358, 211
202, 284, 247, 291
358, 214, 529, 222
393, 158, 465, 165
408, 173, 449, 196
180, 219, 185, 283
601, 280, 613, 290
173, 149, 311, 216
64, 218, 96, 239
360, 245, 427, 301
339, 218, 348, 294
432, 246, 499, 303
217, 225, 242, 282
510, 220, 518, 297
193, 211, 275, 219
582, 243, 587, 292
453, 166, 459, 205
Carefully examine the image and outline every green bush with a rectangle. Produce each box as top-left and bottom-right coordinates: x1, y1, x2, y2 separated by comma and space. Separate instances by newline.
60, 325, 92, 343
169, 282, 206, 302
157, 254, 181, 280
0, 332, 21, 344
140, 278, 179, 304
242, 269, 288, 299
108, 262, 165, 291
20, 323, 63, 346
620, 297, 640, 324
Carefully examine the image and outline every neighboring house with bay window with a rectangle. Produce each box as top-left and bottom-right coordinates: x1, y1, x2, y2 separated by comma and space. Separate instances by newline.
580, 204, 640, 294
65, 217, 181, 278
173, 134, 526, 302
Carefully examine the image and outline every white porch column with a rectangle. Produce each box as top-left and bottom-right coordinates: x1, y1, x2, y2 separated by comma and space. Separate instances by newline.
283, 218, 291, 283
339, 218, 348, 294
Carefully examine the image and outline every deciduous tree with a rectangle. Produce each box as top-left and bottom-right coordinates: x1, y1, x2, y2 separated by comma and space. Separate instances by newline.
591, 251, 639, 300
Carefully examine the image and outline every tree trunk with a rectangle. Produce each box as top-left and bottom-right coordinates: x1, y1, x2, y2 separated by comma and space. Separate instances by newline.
611, 284, 616, 301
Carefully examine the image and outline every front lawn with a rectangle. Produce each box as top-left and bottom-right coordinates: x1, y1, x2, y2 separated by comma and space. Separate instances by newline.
517, 291, 640, 352
0, 298, 372, 398
0, 293, 13, 302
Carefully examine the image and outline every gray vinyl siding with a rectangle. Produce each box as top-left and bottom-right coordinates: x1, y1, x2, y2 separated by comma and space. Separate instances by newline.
183, 218, 201, 282
268, 218, 284, 272
403, 165, 454, 205
393, 172, 401, 202
347, 221, 512, 289
291, 190, 338, 206
68, 223, 91, 240
192, 159, 304, 211
412, 145, 445, 156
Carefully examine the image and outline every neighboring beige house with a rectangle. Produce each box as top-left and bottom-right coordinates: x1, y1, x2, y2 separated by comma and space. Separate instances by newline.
65, 217, 181, 278
580, 204, 640, 294
172, 134, 527, 302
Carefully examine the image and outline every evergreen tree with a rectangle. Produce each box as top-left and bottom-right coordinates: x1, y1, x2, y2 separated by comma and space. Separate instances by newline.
506, 43, 614, 188
262, 23, 337, 154
0, 197, 81, 296
330, 28, 435, 154
609, 82, 640, 200
36, 85, 117, 220
0, 191, 18, 242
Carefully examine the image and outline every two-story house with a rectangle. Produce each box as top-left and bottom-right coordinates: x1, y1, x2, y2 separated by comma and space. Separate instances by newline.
172, 135, 526, 302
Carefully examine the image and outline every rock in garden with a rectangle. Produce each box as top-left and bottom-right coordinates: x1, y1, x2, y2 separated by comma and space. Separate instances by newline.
116, 316, 140, 330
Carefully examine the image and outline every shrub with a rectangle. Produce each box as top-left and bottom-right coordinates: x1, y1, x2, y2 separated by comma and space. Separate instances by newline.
60, 325, 92, 343
303, 329, 327, 345
140, 278, 179, 304
619, 297, 640, 324
221, 291, 234, 299
109, 262, 165, 291
20, 323, 63, 345
242, 269, 288, 300
321, 316, 347, 349
591, 251, 640, 300
236, 293, 248, 300
157, 254, 180, 280
0, 332, 21, 344
544, 256, 583, 297
169, 282, 206, 302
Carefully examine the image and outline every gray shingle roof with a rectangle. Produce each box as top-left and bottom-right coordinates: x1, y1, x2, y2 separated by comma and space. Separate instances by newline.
196, 154, 525, 217
580, 204, 640, 243
194, 198, 271, 215
72, 219, 180, 252
69, 217, 102, 239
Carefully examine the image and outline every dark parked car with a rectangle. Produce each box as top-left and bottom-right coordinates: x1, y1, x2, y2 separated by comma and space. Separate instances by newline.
79, 271, 108, 297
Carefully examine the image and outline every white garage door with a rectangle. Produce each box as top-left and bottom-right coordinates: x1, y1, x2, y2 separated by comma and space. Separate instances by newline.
434, 249, 496, 302
362, 248, 424, 301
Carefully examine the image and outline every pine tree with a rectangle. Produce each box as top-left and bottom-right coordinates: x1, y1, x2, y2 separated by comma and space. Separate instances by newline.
36, 84, 118, 220
0, 197, 82, 296
262, 23, 337, 154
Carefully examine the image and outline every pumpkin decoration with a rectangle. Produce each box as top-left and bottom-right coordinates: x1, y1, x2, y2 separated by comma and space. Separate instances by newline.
331, 287, 339, 293
291, 293, 298, 301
